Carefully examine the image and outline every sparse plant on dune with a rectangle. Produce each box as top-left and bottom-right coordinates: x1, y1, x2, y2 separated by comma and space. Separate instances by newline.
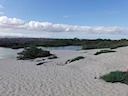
94, 50, 116, 55
65, 56, 85, 64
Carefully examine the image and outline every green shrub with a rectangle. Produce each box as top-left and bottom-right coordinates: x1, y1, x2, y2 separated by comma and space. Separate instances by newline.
17, 46, 51, 60
48, 55, 58, 59
94, 50, 116, 55
100, 71, 128, 85
65, 56, 84, 64
36, 62, 48, 66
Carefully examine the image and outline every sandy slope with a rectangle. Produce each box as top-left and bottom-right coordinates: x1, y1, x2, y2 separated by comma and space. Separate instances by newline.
0, 47, 128, 96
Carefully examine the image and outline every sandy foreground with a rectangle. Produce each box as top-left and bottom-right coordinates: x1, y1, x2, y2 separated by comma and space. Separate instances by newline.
0, 47, 128, 96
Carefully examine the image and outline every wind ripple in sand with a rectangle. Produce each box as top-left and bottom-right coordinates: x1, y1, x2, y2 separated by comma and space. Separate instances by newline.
0, 48, 128, 96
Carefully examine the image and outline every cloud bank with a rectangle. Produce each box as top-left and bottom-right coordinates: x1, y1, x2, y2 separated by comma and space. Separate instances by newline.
0, 16, 128, 38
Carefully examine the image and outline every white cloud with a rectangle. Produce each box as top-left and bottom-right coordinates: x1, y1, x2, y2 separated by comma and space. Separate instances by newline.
0, 16, 24, 25
0, 16, 128, 38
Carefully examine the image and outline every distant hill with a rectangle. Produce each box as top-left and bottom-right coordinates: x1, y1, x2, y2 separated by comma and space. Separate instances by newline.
0, 37, 59, 41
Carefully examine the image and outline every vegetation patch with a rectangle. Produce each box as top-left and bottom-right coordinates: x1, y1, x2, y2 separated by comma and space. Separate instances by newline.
1, 38, 128, 49
48, 55, 58, 59
36, 62, 48, 65
65, 56, 84, 64
94, 50, 116, 55
36, 62, 45, 65
17, 46, 51, 60
82, 39, 128, 50
100, 71, 128, 85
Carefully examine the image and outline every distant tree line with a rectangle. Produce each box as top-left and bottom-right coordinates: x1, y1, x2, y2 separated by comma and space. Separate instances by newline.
0, 38, 128, 49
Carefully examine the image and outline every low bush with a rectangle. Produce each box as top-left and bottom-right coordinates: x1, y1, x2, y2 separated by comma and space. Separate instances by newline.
17, 46, 51, 60
94, 50, 116, 55
36, 62, 48, 65
48, 55, 58, 59
100, 71, 128, 85
65, 56, 84, 64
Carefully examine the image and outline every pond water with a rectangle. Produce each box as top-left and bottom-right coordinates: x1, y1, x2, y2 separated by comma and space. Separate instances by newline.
0, 47, 23, 59
40, 46, 81, 51
0, 46, 81, 59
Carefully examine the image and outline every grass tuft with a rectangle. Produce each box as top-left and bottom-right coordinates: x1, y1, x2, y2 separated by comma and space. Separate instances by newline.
94, 50, 116, 55
65, 56, 84, 64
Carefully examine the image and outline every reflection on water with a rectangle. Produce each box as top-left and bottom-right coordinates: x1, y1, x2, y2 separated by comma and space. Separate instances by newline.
40, 46, 81, 50
0, 46, 81, 59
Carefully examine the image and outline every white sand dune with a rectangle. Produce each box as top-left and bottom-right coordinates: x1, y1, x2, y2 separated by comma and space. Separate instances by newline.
0, 47, 128, 96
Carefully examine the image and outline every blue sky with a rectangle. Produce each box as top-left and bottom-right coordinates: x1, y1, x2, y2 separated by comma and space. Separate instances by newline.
0, 0, 128, 39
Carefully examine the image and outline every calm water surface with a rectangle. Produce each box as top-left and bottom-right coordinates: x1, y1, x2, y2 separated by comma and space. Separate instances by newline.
0, 46, 81, 59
